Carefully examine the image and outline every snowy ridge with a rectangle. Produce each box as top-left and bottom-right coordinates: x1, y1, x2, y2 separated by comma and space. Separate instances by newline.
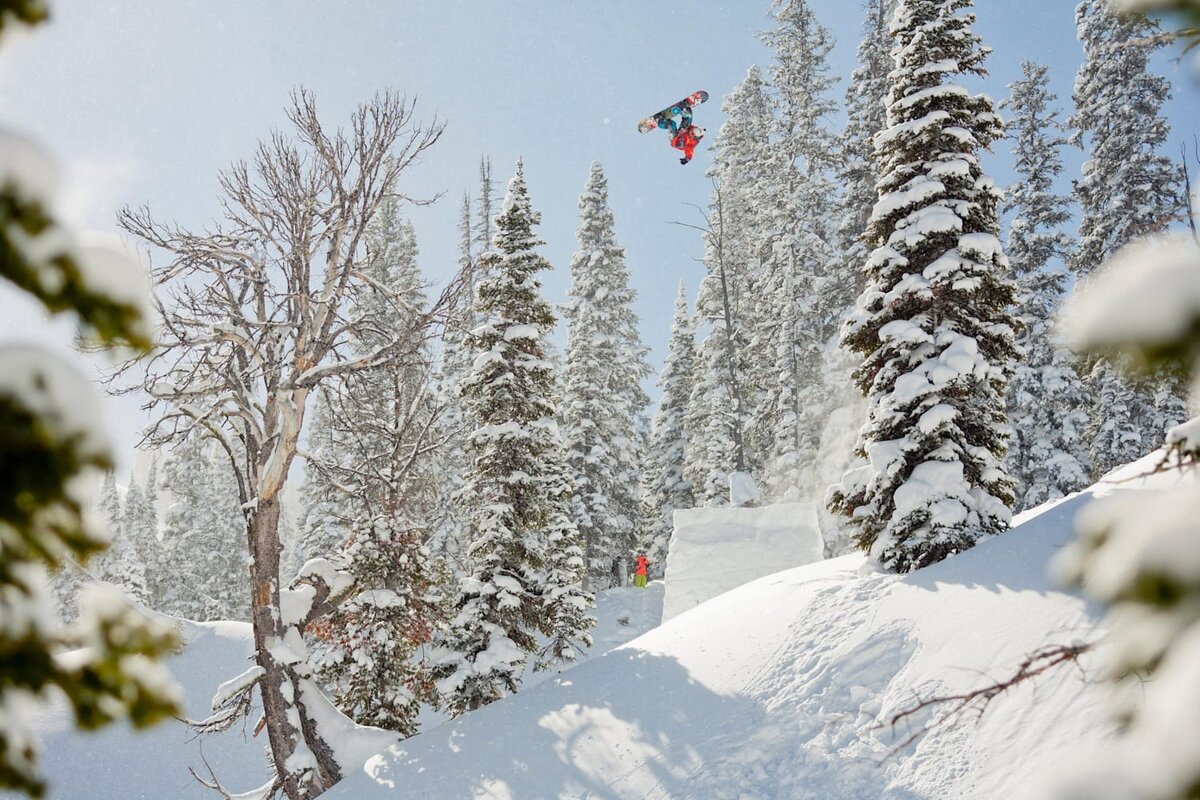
325, 454, 1190, 799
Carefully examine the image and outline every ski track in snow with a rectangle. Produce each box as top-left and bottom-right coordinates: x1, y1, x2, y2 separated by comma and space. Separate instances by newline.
671, 572, 905, 800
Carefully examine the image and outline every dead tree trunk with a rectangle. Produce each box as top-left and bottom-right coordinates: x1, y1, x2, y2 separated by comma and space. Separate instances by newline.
110, 88, 458, 799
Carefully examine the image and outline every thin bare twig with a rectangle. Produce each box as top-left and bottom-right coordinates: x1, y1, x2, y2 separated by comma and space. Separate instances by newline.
884, 642, 1092, 756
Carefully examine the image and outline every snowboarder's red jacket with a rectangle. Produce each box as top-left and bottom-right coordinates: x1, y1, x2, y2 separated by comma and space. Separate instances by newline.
635, 555, 648, 576
671, 126, 701, 160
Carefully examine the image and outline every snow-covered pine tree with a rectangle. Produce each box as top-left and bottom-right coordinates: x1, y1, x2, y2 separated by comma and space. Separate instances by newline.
707, 65, 775, 298
158, 436, 247, 620
685, 72, 767, 506
298, 196, 437, 564
116, 475, 150, 603
828, 0, 1018, 572
429, 193, 477, 572
133, 458, 165, 606
203, 448, 250, 620
296, 202, 451, 731
340, 211, 437, 520
434, 162, 592, 715
433, 158, 499, 572
642, 282, 697, 575
560, 162, 652, 587
297, 390, 355, 564
1072, 0, 1182, 276
1072, 0, 1187, 475
1001, 62, 1091, 511
92, 473, 148, 602
473, 156, 497, 284
685, 255, 751, 507
536, 444, 594, 670
99, 471, 122, 539
746, 0, 844, 501
761, 0, 843, 337
143, 457, 158, 520
311, 516, 445, 735
837, 0, 897, 303
803, 0, 897, 533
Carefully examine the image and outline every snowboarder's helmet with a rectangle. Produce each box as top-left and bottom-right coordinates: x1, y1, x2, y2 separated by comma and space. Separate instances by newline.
692, 126, 706, 139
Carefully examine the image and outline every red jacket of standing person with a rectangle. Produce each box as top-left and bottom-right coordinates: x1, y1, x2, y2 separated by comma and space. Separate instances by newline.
635, 554, 648, 577
671, 125, 706, 165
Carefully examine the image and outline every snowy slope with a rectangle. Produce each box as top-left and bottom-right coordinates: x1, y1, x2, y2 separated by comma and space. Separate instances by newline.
664, 502, 823, 622
327, 454, 1188, 800
7, 585, 664, 800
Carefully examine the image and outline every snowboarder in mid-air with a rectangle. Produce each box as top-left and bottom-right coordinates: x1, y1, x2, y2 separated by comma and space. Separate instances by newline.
638, 90, 709, 165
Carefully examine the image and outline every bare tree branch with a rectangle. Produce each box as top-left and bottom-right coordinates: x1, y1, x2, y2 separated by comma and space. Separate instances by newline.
107, 88, 461, 800
884, 642, 1093, 755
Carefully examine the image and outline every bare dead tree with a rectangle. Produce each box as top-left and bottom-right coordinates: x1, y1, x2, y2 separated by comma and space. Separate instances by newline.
108, 88, 460, 799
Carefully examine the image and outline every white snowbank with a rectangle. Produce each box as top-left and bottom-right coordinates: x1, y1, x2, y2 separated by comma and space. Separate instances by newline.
662, 502, 824, 622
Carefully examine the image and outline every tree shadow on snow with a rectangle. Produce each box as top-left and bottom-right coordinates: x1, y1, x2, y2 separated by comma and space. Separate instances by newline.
348, 649, 768, 800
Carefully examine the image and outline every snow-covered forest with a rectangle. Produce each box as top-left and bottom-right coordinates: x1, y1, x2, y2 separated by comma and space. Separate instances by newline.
5, 0, 1200, 798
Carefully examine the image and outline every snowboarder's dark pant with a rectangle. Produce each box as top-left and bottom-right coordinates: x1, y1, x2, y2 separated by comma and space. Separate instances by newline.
658, 104, 693, 134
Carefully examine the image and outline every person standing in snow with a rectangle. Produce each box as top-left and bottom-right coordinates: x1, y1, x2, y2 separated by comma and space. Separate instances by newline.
634, 554, 649, 588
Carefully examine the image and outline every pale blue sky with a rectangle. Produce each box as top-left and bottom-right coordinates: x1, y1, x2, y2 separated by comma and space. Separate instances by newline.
1, 0, 1197, 464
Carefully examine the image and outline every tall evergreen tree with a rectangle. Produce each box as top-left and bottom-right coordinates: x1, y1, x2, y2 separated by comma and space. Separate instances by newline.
297, 390, 355, 564
159, 437, 248, 620
560, 162, 652, 587
685, 261, 751, 506
92, 473, 148, 602
291, 196, 448, 726
474, 156, 496, 283
1072, 0, 1182, 275
429, 193, 478, 571
642, 282, 697, 575
1072, 0, 1187, 474
98, 471, 122, 540
750, 0, 844, 500
1002, 62, 1091, 511
838, 0, 897, 298
685, 72, 768, 505
117, 475, 151, 603
311, 516, 445, 735
829, 0, 1018, 572
434, 162, 592, 715
298, 197, 437, 564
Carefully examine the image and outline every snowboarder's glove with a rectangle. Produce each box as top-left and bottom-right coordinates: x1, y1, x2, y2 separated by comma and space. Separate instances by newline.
679, 157, 690, 165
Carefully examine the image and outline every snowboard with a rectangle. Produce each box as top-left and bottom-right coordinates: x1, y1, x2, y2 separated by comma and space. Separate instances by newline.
637, 90, 709, 133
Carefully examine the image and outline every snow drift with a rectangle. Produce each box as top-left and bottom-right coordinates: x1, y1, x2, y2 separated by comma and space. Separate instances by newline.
325, 454, 1190, 800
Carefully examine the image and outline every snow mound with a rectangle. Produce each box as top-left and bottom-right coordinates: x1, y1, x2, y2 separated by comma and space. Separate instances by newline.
663, 502, 823, 622
327, 453, 1186, 800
